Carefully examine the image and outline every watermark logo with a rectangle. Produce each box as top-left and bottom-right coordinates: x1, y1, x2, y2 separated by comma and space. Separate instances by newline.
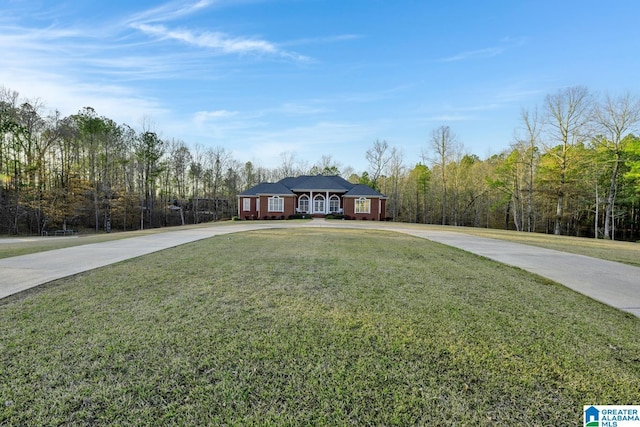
585, 406, 599, 427
584, 406, 640, 427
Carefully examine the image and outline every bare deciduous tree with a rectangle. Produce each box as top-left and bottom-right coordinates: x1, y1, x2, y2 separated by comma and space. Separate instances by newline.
515, 108, 542, 232
277, 151, 306, 180
310, 155, 342, 176
592, 92, 640, 239
426, 126, 460, 225
366, 139, 390, 190
206, 146, 231, 220
543, 86, 591, 235
386, 147, 404, 221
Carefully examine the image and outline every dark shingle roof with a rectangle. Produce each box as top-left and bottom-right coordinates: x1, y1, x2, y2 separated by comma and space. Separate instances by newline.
240, 175, 385, 198
238, 182, 293, 196
278, 176, 310, 188
290, 175, 353, 192
344, 184, 387, 198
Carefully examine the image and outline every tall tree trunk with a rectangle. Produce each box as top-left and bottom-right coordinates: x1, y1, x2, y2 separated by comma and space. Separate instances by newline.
527, 162, 534, 232
554, 190, 564, 235
544, 86, 590, 236
604, 156, 620, 239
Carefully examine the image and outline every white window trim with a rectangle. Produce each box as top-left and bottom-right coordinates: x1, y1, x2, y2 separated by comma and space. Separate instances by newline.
313, 194, 325, 213
242, 198, 251, 211
329, 195, 341, 213
268, 196, 284, 212
355, 197, 371, 214
298, 195, 309, 213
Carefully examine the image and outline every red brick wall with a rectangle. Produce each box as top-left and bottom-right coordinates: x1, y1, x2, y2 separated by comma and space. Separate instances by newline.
241, 195, 385, 220
343, 197, 386, 220
257, 195, 295, 219
238, 197, 257, 219
284, 197, 295, 217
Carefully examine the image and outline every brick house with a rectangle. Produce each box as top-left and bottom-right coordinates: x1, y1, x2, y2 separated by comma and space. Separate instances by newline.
238, 175, 387, 220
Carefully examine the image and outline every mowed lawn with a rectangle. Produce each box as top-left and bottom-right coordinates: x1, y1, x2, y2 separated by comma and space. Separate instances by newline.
1, 229, 639, 426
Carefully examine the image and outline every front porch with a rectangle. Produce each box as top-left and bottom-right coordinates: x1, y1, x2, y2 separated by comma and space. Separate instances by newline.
295, 191, 343, 216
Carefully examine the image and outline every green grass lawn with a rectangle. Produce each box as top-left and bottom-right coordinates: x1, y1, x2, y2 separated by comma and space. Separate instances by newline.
1, 229, 639, 425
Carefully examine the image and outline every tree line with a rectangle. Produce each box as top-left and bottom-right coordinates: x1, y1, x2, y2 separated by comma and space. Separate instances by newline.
1, 85, 639, 240
374, 87, 640, 241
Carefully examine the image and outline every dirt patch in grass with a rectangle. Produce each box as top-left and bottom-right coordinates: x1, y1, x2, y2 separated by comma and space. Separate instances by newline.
1, 229, 638, 425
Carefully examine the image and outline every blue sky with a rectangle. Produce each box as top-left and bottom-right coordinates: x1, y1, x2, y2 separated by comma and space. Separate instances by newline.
1, 0, 639, 172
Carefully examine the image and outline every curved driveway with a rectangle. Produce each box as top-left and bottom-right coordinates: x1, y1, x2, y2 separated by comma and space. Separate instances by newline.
1, 219, 639, 318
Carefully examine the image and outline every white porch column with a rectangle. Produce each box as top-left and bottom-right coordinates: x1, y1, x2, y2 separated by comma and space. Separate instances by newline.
325, 191, 329, 214
310, 191, 313, 214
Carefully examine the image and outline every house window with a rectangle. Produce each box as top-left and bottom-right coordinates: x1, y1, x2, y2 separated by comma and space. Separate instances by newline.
298, 195, 309, 213
268, 196, 284, 212
355, 197, 370, 214
242, 198, 251, 211
313, 195, 325, 213
329, 195, 341, 213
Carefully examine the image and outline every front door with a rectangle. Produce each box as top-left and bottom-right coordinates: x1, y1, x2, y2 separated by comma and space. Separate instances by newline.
313, 195, 325, 214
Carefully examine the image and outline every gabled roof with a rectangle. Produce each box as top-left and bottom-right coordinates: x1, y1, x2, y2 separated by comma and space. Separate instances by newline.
344, 184, 388, 198
278, 176, 309, 188
239, 175, 386, 198
238, 182, 293, 196
290, 175, 353, 192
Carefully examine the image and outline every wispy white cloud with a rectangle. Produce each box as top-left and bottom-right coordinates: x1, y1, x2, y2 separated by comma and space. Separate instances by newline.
271, 102, 330, 116
0, 0, 310, 126
194, 109, 238, 123
174, 110, 374, 169
0, 26, 80, 46
0, 18, 173, 122
230, 121, 369, 168
425, 114, 474, 122
128, 0, 309, 60
0, 66, 168, 123
125, 0, 217, 25
500, 35, 527, 44
281, 34, 362, 47
132, 23, 300, 58
438, 36, 527, 63
439, 47, 504, 63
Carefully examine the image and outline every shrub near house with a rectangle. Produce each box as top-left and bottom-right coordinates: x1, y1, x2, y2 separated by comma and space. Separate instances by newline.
238, 175, 387, 220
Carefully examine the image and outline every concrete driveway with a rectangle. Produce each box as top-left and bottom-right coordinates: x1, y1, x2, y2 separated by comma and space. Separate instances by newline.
1, 219, 639, 318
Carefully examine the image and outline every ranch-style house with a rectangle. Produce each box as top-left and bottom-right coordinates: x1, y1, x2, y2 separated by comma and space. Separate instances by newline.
238, 175, 387, 220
